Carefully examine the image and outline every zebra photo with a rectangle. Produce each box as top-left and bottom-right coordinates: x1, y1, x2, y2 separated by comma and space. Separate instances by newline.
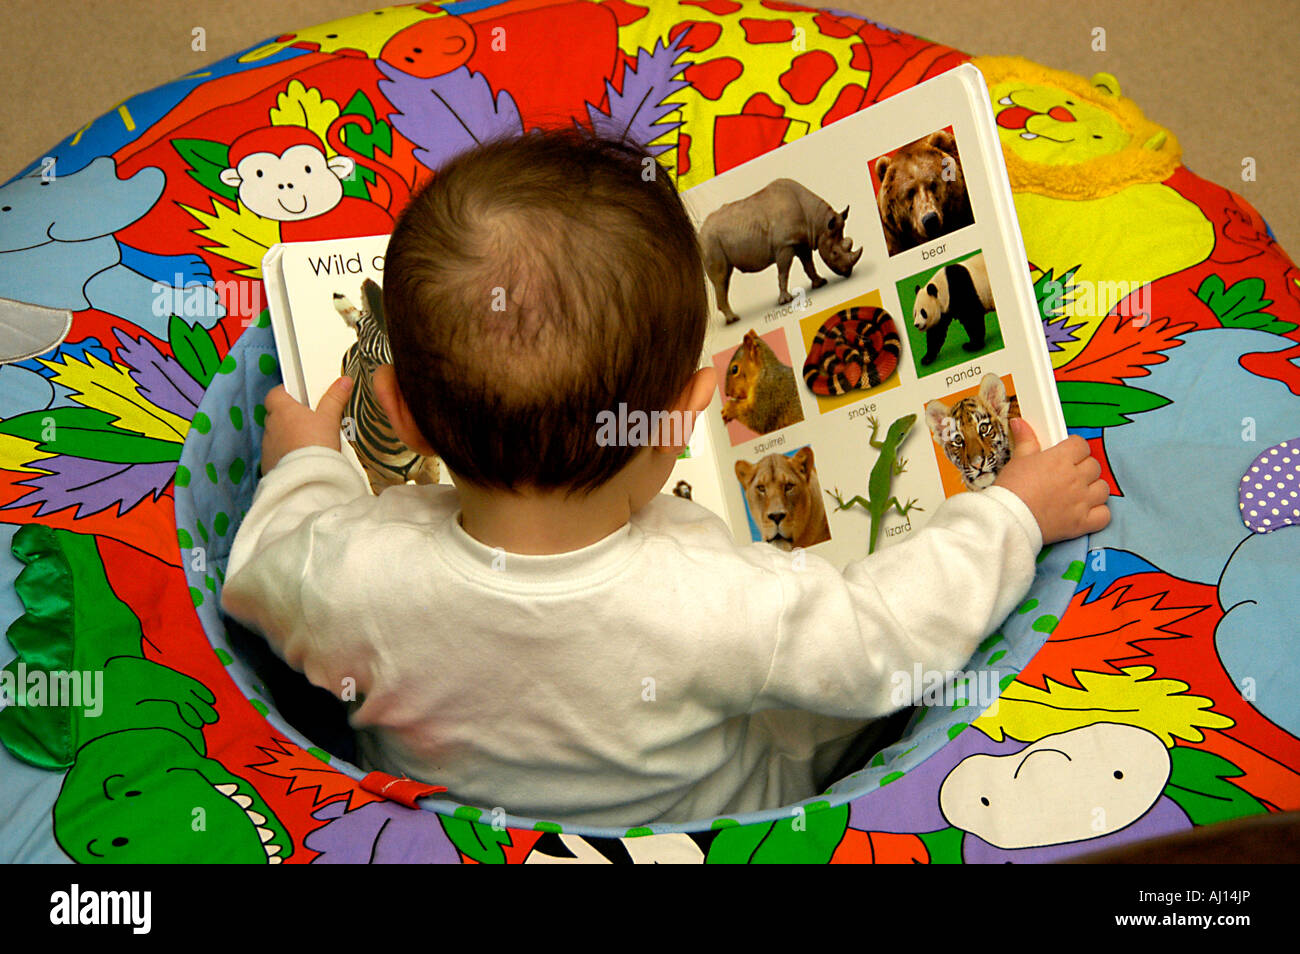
333, 278, 439, 494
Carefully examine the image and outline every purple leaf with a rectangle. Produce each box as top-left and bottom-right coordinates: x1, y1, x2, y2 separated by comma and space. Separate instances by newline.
113, 329, 204, 419
586, 33, 693, 156
377, 62, 523, 172
4, 455, 174, 518
1042, 314, 1087, 352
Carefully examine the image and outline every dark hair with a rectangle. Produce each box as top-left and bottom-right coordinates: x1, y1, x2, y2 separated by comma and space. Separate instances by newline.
383, 128, 708, 493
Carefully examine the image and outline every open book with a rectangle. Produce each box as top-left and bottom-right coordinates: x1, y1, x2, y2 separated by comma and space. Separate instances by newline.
263, 64, 1064, 570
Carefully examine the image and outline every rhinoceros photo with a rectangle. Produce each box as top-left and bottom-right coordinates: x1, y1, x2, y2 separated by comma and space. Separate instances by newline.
698, 178, 863, 324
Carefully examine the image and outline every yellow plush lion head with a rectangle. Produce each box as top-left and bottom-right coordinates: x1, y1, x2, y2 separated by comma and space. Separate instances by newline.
972, 56, 1181, 199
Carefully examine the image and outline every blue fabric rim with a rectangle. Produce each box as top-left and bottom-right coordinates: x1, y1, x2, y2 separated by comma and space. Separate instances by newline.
174, 321, 1084, 838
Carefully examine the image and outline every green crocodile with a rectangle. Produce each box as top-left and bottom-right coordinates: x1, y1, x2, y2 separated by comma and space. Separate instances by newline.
0, 524, 292, 863
827, 413, 923, 554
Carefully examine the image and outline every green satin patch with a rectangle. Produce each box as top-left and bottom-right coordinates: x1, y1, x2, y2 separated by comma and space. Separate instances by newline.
0, 525, 140, 769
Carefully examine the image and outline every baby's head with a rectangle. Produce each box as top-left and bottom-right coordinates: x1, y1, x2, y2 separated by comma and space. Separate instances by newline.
383, 129, 708, 495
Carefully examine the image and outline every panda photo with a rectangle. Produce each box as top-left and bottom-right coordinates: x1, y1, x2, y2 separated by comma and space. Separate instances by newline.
911, 252, 995, 365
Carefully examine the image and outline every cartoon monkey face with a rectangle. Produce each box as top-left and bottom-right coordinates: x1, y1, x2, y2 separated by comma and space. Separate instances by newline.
223, 143, 355, 221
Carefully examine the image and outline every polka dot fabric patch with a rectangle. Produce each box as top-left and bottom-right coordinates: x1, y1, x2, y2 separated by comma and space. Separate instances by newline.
1239, 438, 1300, 533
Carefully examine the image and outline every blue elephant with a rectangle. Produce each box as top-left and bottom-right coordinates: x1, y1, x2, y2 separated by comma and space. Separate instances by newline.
0, 156, 224, 348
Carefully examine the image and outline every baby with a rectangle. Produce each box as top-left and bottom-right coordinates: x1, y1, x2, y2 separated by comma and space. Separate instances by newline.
222, 129, 1109, 828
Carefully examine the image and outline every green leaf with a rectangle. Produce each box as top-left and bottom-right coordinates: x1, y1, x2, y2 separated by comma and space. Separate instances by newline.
1164, 746, 1269, 827
0, 406, 182, 463
1197, 274, 1296, 335
706, 819, 774, 864
172, 138, 237, 201
1056, 380, 1171, 428
438, 815, 514, 864
706, 805, 848, 863
338, 92, 393, 200
917, 826, 965, 864
341, 91, 390, 156
169, 314, 223, 388
1034, 265, 1081, 321
1230, 313, 1293, 333
1198, 274, 1261, 323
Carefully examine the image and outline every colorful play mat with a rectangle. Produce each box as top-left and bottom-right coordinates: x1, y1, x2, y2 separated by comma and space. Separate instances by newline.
1, 0, 1297, 864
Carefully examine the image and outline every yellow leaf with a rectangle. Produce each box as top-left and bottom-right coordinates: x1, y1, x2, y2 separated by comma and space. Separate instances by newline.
36, 352, 190, 444
0, 433, 55, 473
182, 197, 281, 279
270, 79, 341, 157
973, 666, 1233, 747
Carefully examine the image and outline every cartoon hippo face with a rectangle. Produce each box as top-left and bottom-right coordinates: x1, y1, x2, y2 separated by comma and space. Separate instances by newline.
0, 155, 222, 336
0, 173, 62, 252
938, 723, 1170, 849
0, 156, 163, 253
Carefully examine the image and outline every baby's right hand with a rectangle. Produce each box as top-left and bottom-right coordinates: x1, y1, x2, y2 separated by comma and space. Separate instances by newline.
993, 418, 1110, 545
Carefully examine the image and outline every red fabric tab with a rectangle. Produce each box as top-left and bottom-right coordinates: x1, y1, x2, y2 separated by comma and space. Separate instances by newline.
360, 771, 447, 808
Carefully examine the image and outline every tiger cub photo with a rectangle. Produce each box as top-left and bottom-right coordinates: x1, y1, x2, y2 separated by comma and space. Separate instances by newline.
924, 373, 1020, 490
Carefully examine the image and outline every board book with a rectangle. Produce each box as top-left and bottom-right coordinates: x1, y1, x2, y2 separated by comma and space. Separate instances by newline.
262, 63, 1064, 569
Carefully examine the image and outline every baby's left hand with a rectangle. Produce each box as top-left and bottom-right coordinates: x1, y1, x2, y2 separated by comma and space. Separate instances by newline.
260, 376, 354, 474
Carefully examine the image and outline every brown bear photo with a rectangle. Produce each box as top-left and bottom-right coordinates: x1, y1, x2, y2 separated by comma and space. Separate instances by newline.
872, 128, 974, 256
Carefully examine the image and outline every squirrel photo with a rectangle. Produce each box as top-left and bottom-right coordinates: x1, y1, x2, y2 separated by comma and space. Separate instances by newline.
721, 330, 805, 436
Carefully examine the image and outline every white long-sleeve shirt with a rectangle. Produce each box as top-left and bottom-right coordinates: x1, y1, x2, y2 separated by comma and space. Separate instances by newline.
222, 445, 1042, 827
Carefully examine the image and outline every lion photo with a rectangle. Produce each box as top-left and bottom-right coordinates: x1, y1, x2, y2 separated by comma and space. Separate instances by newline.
734, 445, 832, 550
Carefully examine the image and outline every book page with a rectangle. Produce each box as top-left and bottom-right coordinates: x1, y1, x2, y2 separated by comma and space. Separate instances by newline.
266, 235, 389, 406
681, 64, 1065, 570
663, 410, 729, 523
263, 235, 455, 489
